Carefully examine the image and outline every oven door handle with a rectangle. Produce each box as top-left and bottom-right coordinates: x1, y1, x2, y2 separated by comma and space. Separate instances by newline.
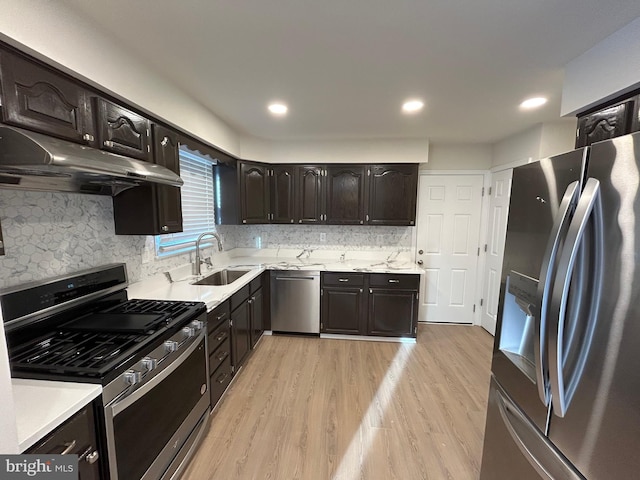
110, 334, 205, 417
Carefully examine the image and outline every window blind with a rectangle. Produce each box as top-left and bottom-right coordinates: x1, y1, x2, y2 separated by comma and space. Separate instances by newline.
156, 148, 216, 256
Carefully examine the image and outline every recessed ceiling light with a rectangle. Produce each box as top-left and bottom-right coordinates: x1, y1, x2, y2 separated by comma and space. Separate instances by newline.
268, 103, 288, 115
520, 97, 547, 110
402, 100, 424, 114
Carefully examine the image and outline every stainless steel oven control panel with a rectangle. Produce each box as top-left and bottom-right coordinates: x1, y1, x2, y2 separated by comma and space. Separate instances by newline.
102, 313, 206, 405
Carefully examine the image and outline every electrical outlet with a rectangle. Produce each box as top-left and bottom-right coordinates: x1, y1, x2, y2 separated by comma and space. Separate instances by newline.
320, 232, 326, 242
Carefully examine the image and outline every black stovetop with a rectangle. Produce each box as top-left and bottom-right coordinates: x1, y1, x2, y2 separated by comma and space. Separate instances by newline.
9, 298, 205, 382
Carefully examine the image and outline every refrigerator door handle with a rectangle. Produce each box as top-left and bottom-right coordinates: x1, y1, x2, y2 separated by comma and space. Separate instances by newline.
548, 178, 604, 417
535, 181, 580, 406
495, 383, 585, 480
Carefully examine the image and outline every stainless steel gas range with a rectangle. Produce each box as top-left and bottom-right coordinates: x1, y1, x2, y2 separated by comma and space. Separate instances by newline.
1, 264, 210, 480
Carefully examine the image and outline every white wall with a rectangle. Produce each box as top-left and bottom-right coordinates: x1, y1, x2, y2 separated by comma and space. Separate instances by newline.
424, 144, 492, 170
240, 138, 429, 164
0, 318, 18, 454
539, 120, 578, 158
0, 0, 241, 156
562, 17, 640, 115
492, 124, 543, 167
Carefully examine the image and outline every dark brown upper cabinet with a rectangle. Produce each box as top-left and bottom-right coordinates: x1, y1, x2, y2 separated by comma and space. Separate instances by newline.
295, 165, 325, 224
95, 97, 152, 161
367, 164, 418, 226
0, 49, 96, 146
270, 165, 296, 224
325, 164, 367, 225
113, 124, 182, 235
239, 161, 271, 224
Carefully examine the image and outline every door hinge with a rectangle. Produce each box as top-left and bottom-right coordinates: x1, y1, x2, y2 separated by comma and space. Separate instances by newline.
482, 187, 485, 196
473, 304, 476, 313
414, 326, 417, 334
415, 291, 419, 301
321, 289, 324, 296
488, 186, 492, 195
480, 298, 484, 307
230, 320, 233, 327
477, 247, 480, 256
320, 322, 324, 330
484, 244, 488, 252
367, 169, 371, 176
231, 365, 235, 374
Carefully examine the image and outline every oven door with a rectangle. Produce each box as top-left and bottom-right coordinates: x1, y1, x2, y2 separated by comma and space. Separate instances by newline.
104, 335, 209, 480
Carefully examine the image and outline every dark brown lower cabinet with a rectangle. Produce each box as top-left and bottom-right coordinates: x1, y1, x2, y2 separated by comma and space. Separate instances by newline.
368, 288, 417, 337
321, 272, 419, 338
249, 287, 264, 348
231, 296, 251, 371
27, 403, 101, 480
207, 301, 232, 409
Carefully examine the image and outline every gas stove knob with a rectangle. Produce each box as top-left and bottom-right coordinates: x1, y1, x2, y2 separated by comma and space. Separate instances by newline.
141, 356, 158, 372
190, 320, 204, 332
164, 340, 179, 353
123, 370, 142, 386
182, 326, 196, 338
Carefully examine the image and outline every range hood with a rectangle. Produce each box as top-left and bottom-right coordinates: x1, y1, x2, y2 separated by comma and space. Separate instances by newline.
0, 126, 183, 195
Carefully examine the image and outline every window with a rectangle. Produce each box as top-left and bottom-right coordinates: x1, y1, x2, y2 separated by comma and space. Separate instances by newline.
155, 147, 216, 256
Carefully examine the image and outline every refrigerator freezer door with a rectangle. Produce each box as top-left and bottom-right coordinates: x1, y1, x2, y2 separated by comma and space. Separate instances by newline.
480, 376, 584, 480
491, 149, 586, 432
548, 132, 640, 479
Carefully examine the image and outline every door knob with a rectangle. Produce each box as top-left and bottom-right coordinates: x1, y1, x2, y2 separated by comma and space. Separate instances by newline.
417, 260, 423, 265
418, 249, 424, 255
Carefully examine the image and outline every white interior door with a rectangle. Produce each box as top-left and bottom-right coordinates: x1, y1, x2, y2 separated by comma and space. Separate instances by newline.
480, 169, 513, 335
416, 174, 484, 324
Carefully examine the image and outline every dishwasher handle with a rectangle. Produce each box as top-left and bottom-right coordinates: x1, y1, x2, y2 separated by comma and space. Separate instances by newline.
274, 276, 317, 281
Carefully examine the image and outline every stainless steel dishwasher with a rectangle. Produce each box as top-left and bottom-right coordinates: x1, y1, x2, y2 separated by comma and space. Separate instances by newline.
270, 270, 320, 334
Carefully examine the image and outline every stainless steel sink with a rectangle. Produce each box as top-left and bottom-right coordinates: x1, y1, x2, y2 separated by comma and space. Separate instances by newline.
192, 269, 251, 286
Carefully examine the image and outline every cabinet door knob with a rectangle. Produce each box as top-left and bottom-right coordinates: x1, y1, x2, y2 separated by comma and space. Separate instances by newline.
104, 140, 114, 148
82, 133, 94, 142
417, 260, 423, 265
161, 136, 169, 146
161, 225, 169, 232
243, 220, 247, 224
418, 249, 424, 255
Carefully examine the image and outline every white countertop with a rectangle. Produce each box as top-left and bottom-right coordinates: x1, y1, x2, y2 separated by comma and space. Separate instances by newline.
129, 249, 423, 311
12, 379, 102, 452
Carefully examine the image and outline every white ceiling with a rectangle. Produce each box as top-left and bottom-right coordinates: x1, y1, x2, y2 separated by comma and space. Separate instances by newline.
61, 0, 640, 144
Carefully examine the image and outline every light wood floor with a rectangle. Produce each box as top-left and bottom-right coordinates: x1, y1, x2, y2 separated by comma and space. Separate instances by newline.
183, 324, 494, 480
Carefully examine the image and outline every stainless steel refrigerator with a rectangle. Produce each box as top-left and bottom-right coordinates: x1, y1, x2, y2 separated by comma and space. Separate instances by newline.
480, 131, 640, 479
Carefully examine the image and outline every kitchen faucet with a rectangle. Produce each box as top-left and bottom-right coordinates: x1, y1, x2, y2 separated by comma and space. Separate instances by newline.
193, 232, 223, 276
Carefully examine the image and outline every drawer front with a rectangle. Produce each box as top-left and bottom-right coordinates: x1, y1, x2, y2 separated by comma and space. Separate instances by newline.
207, 300, 230, 333
207, 321, 230, 355
369, 273, 419, 290
323, 272, 365, 286
231, 284, 251, 311
209, 338, 231, 374
250, 275, 262, 293
210, 356, 232, 409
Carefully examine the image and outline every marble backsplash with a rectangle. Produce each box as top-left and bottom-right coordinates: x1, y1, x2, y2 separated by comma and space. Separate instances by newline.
233, 224, 413, 251
0, 190, 413, 289
0, 190, 239, 289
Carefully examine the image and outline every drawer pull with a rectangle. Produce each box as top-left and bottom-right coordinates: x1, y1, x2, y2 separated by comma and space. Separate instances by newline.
338, 278, 349, 282
388, 279, 400, 283
217, 312, 228, 322
216, 351, 229, 362
216, 372, 229, 384
215, 332, 227, 342
86, 451, 99, 464
59, 440, 77, 455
